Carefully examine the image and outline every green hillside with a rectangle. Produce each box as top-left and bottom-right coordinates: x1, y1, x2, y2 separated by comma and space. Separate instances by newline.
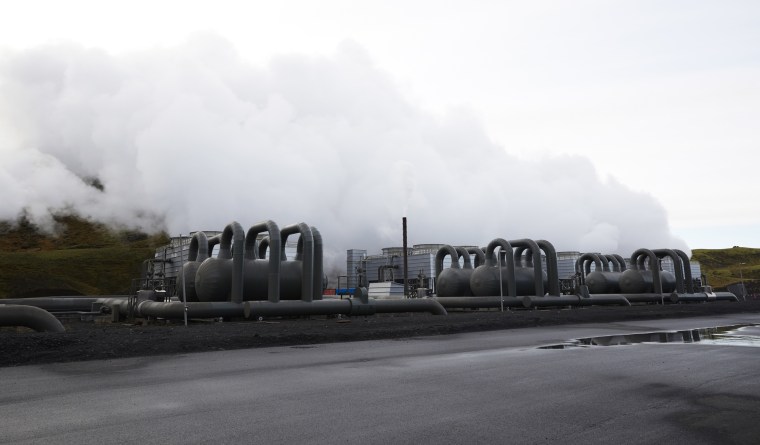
692, 246, 760, 291
0, 215, 168, 298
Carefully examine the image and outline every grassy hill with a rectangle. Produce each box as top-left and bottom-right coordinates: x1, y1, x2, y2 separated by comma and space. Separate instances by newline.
0, 215, 168, 298
692, 246, 759, 291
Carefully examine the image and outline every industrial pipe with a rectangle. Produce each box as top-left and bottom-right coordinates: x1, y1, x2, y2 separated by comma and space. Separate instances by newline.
0, 296, 129, 312
312, 226, 324, 301
575, 253, 603, 285
0, 304, 66, 332
653, 249, 686, 294
522, 295, 580, 308
244, 220, 282, 302
510, 239, 544, 296
137, 301, 245, 319
372, 298, 447, 315
577, 295, 631, 306
470, 238, 516, 297
674, 249, 695, 293
454, 246, 473, 269
281, 223, 315, 302
537, 240, 560, 296
243, 298, 447, 318
433, 296, 523, 309
467, 247, 486, 268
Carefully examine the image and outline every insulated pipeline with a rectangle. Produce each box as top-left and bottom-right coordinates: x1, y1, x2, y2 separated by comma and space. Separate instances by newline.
281, 223, 314, 302
245, 220, 282, 303
509, 239, 544, 296
0, 304, 66, 332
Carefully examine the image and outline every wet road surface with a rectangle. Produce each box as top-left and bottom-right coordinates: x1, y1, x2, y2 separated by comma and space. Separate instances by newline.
2, 314, 760, 444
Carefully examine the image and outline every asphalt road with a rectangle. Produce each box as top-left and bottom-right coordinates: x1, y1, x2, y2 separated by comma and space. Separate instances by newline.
2, 314, 760, 444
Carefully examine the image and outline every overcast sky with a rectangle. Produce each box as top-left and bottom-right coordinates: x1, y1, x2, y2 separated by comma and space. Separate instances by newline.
0, 0, 758, 254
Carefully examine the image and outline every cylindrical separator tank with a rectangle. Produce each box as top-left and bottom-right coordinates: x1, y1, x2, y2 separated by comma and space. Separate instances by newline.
469, 238, 517, 297
195, 222, 246, 302
619, 248, 675, 294
242, 220, 282, 302
434, 245, 473, 297
584, 253, 625, 294
246, 221, 315, 301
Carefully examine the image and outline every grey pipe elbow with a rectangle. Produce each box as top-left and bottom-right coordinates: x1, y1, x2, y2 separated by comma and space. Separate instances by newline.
0, 305, 65, 333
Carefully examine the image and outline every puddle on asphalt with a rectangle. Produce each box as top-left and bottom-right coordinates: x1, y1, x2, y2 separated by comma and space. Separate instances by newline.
540, 324, 760, 349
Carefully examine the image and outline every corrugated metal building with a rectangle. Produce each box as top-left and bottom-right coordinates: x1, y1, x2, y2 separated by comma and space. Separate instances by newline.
346, 246, 702, 294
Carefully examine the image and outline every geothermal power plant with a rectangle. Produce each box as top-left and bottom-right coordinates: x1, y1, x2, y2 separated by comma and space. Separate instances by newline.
0, 218, 739, 332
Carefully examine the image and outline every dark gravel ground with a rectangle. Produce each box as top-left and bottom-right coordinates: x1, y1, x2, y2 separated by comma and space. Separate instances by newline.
3, 300, 760, 368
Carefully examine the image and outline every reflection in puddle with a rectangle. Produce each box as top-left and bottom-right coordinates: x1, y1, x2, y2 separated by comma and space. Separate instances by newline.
540, 324, 760, 349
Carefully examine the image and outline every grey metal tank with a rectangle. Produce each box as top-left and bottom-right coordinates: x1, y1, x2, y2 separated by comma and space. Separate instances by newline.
470, 238, 516, 297
435, 245, 472, 297
619, 249, 675, 294
242, 220, 283, 302
584, 254, 626, 294
180, 232, 220, 302
195, 222, 245, 302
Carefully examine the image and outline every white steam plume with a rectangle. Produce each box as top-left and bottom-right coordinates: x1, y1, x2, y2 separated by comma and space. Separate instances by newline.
0, 35, 688, 268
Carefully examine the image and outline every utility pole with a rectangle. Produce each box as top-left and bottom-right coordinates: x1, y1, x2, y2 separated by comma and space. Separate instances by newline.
402, 217, 409, 298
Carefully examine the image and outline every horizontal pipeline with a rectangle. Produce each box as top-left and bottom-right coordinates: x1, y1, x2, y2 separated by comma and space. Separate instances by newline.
0, 304, 66, 333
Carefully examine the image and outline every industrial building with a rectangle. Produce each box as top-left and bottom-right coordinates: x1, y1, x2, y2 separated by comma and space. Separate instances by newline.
346, 246, 702, 296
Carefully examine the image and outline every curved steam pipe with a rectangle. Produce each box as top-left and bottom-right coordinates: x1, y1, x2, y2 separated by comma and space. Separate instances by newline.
509, 239, 544, 296
537, 240, 560, 296
207, 235, 221, 258
435, 244, 459, 278
454, 246, 473, 269
467, 247, 486, 268
484, 238, 516, 297
187, 232, 208, 262
257, 236, 270, 260
0, 305, 66, 332
217, 222, 246, 304
435, 245, 460, 279
653, 249, 685, 294
245, 220, 282, 303
599, 255, 611, 272
311, 226, 324, 300
631, 249, 663, 296
575, 253, 602, 285
281, 223, 314, 302
604, 254, 620, 272
674, 249, 695, 293
612, 254, 627, 271
513, 246, 527, 266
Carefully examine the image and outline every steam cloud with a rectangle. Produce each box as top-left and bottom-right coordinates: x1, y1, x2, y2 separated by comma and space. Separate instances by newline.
0, 34, 688, 270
